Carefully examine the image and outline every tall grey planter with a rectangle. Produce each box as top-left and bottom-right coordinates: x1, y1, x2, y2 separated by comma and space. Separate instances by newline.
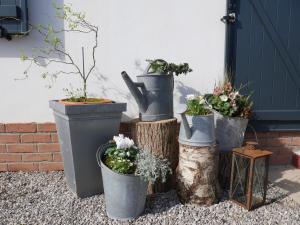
214, 112, 248, 151
97, 144, 148, 220
49, 100, 126, 198
121, 71, 174, 121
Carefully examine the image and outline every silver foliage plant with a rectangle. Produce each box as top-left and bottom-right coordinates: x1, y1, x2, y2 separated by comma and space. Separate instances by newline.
135, 150, 172, 184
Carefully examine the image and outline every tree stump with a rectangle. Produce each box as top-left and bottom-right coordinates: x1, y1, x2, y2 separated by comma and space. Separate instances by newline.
131, 118, 179, 193
177, 144, 219, 205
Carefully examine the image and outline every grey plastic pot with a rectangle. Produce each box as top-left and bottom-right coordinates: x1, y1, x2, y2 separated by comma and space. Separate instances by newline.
121, 71, 174, 121
214, 112, 248, 151
179, 113, 215, 147
49, 100, 126, 198
96, 144, 148, 220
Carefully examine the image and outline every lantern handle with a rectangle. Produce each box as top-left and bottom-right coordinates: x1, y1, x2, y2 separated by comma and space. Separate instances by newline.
247, 124, 259, 145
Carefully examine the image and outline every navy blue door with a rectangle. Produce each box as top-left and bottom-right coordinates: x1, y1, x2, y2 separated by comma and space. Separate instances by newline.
227, 0, 300, 130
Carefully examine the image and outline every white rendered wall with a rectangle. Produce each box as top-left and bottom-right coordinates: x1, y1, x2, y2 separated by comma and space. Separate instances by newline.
0, 0, 226, 122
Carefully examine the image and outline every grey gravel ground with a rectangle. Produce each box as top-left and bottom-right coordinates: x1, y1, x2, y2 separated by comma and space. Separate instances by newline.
0, 172, 300, 225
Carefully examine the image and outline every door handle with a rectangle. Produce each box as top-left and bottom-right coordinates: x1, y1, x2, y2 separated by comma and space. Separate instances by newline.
221, 13, 236, 24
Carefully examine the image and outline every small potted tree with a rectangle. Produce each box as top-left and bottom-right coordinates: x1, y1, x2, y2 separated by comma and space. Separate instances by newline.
205, 81, 253, 151
20, 4, 126, 198
96, 134, 172, 220
121, 59, 192, 121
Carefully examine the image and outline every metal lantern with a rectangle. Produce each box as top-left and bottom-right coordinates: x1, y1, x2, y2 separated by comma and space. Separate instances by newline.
229, 142, 273, 210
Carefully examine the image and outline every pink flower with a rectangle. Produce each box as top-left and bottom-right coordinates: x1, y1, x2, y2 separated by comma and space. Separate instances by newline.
224, 82, 233, 92
213, 87, 222, 96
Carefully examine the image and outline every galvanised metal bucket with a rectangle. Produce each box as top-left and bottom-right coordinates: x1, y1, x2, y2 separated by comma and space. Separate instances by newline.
214, 112, 249, 151
122, 72, 174, 121
179, 113, 215, 147
96, 144, 148, 220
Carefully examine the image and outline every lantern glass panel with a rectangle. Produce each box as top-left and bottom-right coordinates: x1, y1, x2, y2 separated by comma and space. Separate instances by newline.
251, 157, 266, 207
231, 154, 250, 205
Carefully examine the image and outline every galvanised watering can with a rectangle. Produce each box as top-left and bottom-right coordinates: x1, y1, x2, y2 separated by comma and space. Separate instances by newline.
178, 106, 215, 147
121, 62, 174, 121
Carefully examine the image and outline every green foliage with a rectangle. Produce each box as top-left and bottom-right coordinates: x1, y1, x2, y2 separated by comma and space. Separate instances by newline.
104, 145, 138, 174
146, 59, 192, 76
185, 95, 211, 116
206, 82, 253, 118
135, 150, 172, 184
103, 141, 172, 183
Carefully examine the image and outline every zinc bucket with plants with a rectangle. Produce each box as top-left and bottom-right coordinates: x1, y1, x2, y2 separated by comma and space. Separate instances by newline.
206, 81, 253, 151
96, 134, 172, 220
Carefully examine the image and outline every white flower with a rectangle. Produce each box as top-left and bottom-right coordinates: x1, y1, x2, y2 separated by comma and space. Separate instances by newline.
113, 134, 135, 149
185, 94, 196, 101
198, 96, 205, 104
229, 91, 239, 100
220, 95, 228, 102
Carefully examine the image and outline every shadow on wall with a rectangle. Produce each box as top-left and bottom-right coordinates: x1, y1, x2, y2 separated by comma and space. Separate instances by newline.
0, 0, 65, 58
93, 68, 137, 119
175, 80, 201, 105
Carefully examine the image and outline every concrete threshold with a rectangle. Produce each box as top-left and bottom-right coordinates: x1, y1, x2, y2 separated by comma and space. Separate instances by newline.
269, 165, 300, 204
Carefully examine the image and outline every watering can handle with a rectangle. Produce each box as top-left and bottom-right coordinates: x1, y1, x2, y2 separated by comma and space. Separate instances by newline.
144, 59, 168, 74
135, 82, 145, 88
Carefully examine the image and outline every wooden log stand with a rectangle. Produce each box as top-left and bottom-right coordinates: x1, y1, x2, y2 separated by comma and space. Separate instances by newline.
176, 144, 219, 205
131, 118, 179, 193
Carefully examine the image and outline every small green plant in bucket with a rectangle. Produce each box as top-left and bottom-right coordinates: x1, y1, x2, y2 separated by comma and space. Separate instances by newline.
103, 134, 172, 183
185, 94, 211, 116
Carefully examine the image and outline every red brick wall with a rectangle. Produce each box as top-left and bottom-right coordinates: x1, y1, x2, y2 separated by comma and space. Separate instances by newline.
0, 123, 63, 172
0, 122, 298, 171
245, 131, 299, 165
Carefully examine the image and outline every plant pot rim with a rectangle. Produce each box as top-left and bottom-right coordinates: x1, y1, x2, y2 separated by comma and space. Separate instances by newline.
213, 111, 249, 120
185, 113, 214, 117
59, 98, 113, 105
137, 74, 173, 77
49, 100, 127, 116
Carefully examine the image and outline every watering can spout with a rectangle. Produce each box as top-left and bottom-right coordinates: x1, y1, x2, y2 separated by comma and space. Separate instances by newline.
177, 105, 192, 139
121, 71, 148, 113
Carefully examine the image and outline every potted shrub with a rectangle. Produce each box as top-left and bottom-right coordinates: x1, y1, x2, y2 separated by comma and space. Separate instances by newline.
178, 94, 215, 146
121, 59, 192, 121
20, 4, 126, 197
206, 81, 253, 151
96, 134, 172, 220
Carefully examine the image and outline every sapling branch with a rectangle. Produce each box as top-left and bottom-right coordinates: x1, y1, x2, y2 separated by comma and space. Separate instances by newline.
20, 3, 99, 101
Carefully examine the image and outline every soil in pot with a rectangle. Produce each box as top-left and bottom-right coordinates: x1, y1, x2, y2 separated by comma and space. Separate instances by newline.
59, 98, 113, 105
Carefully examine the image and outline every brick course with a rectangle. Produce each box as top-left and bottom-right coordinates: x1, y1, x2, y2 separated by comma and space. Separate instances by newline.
0, 122, 298, 172
0, 123, 62, 172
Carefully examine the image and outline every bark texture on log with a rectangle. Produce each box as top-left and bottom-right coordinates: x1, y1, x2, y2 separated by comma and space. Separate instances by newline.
131, 118, 179, 193
177, 144, 219, 205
